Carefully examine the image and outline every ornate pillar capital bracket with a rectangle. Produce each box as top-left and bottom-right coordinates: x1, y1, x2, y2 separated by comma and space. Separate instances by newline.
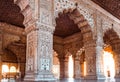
75, 47, 85, 60
36, 22, 55, 34
24, 20, 37, 34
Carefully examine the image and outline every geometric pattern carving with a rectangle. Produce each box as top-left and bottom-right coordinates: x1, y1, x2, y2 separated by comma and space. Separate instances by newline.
54, 0, 94, 29
92, 0, 120, 20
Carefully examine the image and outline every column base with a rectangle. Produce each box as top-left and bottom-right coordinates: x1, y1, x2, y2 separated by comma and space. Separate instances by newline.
97, 75, 106, 80
84, 75, 97, 80
24, 71, 56, 81
74, 75, 81, 79
115, 74, 120, 78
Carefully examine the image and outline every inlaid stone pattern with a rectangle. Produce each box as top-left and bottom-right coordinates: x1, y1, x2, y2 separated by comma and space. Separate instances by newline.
38, 28, 53, 72
40, 0, 52, 10
26, 31, 37, 72
55, 0, 76, 11
96, 12, 120, 38
92, 0, 120, 20
40, 10, 52, 26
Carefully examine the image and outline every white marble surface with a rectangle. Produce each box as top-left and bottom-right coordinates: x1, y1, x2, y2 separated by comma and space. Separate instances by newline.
1, 78, 119, 82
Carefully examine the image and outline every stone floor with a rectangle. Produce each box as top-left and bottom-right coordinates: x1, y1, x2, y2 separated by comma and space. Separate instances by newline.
1, 78, 120, 82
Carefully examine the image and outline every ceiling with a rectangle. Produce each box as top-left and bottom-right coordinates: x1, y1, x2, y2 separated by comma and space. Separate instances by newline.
0, 0, 24, 28
54, 12, 81, 38
91, 0, 120, 20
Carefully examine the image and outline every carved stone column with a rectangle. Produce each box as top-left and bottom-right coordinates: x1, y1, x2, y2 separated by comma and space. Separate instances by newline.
114, 45, 120, 78
0, 30, 2, 55
24, 24, 55, 81
96, 18, 105, 79
59, 58, 64, 78
84, 40, 97, 79
74, 58, 80, 79
0, 56, 2, 80
19, 63, 25, 79
64, 56, 69, 78
96, 46, 105, 79
0, 28, 2, 80
24, 0, 56, 81
81, 25, 97, 79
24, 26, 39, 81
115, 54, 120, 78
37, 25, 55, 81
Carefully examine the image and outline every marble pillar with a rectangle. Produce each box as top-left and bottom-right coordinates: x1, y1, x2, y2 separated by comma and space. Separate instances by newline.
96, 46, 105, 79
64, 56, 69, 78
81, 25, 97, 79
74, 59, 81, 79
24, 24, 55, 81
19, 63, 25, 79
114, 49, 120, 78
0, 30, 2, 80
0, 56, 2, 80
84, 41, 97, 79
24, 0, 56, 81
59, 58, 64, 78
96, 17, 105, 79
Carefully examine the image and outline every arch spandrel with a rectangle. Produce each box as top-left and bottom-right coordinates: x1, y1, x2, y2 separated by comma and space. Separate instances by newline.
54, 0, 95, 32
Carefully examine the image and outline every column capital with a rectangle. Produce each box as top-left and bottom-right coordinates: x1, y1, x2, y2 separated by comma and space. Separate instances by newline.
36, 23, 55, 34
25, 21, 37, 34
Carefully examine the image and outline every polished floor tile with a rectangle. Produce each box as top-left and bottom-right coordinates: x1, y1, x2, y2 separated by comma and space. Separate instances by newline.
1, 78, 120, 82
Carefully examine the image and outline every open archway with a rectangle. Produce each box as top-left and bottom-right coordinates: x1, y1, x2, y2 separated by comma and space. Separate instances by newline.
103, 28, 120, 79
53, 8, 95, 79
103, 45, 115, 78
75, 47, 86, 79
